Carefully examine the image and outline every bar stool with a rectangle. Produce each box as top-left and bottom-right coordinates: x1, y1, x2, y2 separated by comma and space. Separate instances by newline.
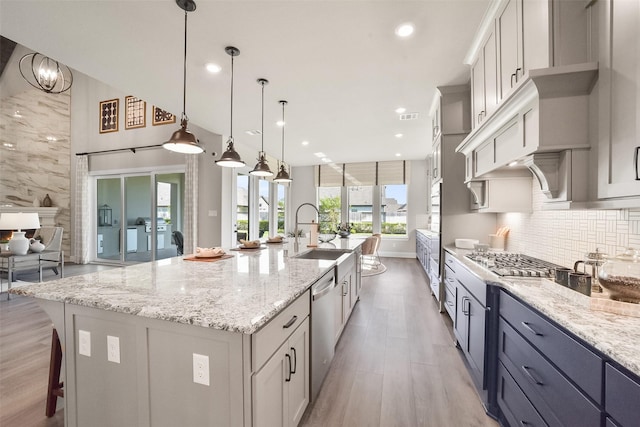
46, 328, 64, 417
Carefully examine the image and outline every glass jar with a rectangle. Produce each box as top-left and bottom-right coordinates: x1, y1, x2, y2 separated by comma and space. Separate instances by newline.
598, 248, 640, 303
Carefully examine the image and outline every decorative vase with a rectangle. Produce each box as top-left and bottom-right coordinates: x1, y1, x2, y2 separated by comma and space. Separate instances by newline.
33, 197, 40, 207
29, 238, 45, 253
42, 194, 52, 207
9, 231, 30, 255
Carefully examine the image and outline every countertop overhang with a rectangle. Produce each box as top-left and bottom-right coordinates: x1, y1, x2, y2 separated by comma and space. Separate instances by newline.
444, 245, 640, 378
10, 238, 364, 335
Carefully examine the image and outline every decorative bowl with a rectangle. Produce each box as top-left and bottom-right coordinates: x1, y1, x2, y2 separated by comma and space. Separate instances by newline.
338, 230, 350, 238
318, 233, 336, 243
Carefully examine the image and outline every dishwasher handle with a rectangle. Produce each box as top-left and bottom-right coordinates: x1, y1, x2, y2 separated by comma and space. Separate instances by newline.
312, 277, 336, 300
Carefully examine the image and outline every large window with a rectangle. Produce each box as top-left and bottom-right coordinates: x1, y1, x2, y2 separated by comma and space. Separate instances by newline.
259, 179, 270, 238
318, 187, 341, 233
348, 186, 373, 236
277, 184, 287, 235
381, 184, 407, 236
236, 174, 249, 242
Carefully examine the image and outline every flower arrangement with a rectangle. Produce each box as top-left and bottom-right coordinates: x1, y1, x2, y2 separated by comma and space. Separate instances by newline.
337, 222, 351, 238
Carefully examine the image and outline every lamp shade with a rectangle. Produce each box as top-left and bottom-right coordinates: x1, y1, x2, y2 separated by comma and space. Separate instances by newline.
0, 212, 41, 231
162, 118, 204, 154
216, 137, 245, 167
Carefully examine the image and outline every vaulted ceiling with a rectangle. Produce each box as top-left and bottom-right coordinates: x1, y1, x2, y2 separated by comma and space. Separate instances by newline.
0, 0, 488, 166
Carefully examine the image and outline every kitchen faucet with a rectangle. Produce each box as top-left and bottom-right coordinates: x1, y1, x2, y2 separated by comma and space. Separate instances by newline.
294, 203, 320, 251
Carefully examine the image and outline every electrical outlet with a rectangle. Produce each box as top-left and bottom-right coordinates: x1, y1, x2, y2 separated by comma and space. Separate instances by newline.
79, 330, 91, 357
107, 335, 120, 363
192, 353, 210, 386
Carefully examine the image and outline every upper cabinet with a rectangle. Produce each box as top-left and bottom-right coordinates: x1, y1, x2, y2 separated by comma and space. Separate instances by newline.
458, 0, 599, 208
596, 0, 640, 200
431, 85, 472, 144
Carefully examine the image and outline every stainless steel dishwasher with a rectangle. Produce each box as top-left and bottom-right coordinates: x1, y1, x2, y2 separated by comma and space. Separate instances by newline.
311, 268, 336, 402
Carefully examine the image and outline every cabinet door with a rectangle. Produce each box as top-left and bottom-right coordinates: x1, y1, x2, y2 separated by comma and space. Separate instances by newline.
342, 276, 352, 324
497, 0, 519, 101
520, 0, 550, 74
253, 344, 288, 427
483, 29, 498, 118
288, 319, 309, 427
454, 285, 468, 345
432, 136, 442, 181
333, 283, 344, 344
466, 294, 486, 387
597, 0, 640, 198
471, 54, 485, 130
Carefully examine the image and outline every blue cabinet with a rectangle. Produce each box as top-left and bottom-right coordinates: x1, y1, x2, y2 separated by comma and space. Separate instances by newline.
605, 363, 640, 427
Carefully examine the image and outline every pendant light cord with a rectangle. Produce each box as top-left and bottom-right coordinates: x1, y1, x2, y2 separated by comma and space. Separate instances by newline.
260, 81, 265, 153
230, 54, 234, 139
182, 9, 188, 120
281, 101, 286, 162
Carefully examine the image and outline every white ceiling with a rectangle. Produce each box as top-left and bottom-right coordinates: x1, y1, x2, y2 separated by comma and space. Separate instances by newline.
0, 0, 488, 166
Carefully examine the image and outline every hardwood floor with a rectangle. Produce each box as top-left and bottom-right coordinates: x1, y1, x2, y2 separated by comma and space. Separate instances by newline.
300, 258, 498, 427
0, 258, 498, 427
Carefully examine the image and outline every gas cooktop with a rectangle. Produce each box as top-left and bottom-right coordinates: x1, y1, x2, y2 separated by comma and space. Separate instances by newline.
465, 252, 564, 278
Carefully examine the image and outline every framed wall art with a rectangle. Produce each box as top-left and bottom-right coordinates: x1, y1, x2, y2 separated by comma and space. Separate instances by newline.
99, 98, 119, 133
152, 106, 176, 126
125, 96, 146, 129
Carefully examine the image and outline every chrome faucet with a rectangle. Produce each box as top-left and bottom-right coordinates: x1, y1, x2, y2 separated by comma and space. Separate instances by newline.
294, 202, 320, 251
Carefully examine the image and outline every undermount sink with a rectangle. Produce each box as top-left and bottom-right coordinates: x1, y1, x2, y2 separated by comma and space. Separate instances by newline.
294, 248, 352, 260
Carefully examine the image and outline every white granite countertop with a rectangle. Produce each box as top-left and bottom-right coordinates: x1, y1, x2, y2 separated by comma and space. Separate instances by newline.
444, 245, 640, 377
10, 238, 364, 335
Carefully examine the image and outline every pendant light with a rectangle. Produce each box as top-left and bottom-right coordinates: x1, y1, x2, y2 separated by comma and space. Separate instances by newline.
19, 52, 73, 94
216, 46, 245, 167
273, 100, 292, 183
162, 0, 203, 155
250, 78, 273, 177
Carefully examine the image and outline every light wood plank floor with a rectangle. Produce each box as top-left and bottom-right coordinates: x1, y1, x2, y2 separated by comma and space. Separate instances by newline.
300, 258, 499, 427
0, 258, 498, 427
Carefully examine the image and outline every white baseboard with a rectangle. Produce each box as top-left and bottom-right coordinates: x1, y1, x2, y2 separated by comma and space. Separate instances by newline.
378, 251, 416, 259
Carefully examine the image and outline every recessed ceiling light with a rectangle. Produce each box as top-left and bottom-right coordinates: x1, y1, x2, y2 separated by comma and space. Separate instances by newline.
395, 23, 414, 38
395, 107, 406, 114
395, 133, 403, 138
301, 140, 309, 146
314, 152, 326, 158
205, 63, 221, 73
276, 120, 285, 127
395, 153, 401, 157
508, 161, 518, 167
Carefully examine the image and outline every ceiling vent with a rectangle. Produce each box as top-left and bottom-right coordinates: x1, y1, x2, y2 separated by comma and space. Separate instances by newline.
399, 112, 419, 121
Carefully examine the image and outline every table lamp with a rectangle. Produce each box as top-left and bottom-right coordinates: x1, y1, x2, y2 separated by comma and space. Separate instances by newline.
0, 212, 41, 255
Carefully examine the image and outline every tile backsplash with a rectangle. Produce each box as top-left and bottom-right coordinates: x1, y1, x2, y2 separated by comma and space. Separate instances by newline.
497, 180, 640, 269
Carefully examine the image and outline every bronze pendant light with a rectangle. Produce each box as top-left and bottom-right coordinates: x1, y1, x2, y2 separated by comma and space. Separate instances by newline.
273, 100, 292, 183
216, 46, 245, 167
19, 53, 73, 94
250, 78, 273, 177
162, 0, 203, 154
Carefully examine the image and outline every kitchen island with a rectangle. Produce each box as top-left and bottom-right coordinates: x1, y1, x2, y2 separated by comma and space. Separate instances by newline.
10, 238, 363, 427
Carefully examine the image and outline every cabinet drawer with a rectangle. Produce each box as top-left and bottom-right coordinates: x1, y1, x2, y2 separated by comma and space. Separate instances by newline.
443, 281, 455, 319
497, 361, 548, 427
500, 291, 602, 403
605, 363, 640, 427
444, 251, 458, 273
455, 260, 486, 307
252, 290, 310, 371
498, 318, 601, 427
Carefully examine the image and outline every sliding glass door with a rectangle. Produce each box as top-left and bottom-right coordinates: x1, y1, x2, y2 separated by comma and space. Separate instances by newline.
95, 171, 184, 264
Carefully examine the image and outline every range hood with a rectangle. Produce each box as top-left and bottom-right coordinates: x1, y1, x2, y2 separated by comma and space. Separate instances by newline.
456, 63, 598, 207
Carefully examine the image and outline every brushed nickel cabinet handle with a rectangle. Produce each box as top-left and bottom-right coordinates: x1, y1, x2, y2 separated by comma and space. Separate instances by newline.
635, 146, 640, 180
521, 365, 544, 386
521, 321, 543, 336
283, 315, 298, 329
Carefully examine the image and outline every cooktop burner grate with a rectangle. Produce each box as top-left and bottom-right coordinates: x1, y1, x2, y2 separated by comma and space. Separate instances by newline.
465, 252, 564, 278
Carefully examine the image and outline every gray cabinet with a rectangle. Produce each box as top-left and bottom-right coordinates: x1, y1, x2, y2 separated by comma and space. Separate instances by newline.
498, 290, 603, 427
596, 0, 640, 199
333, 255, 358, 344
253, 317, 309, 427
605, 363, 640, 427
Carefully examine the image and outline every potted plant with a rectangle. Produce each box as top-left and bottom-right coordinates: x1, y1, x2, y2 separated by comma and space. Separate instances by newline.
337, 222, 351, 238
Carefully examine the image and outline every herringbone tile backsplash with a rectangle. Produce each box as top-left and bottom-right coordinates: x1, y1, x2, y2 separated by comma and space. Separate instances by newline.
497, 180, 640, 269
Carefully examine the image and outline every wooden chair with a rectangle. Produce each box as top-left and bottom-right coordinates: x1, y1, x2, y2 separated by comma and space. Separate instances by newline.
361, 235, 381, 269
45, 328, 64, 417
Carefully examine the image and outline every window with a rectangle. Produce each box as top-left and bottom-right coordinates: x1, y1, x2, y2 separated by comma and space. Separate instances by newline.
348, 186, 373, 236
236, 174, 249, 242
277, 184, 287, 234
259, 179, 270, 238
318, 187, 341, 233
381, 184, 407, 236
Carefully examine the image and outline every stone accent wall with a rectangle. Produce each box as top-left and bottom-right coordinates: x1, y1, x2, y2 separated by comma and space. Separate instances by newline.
0, 87, 71, 256
497, 179, 640, 269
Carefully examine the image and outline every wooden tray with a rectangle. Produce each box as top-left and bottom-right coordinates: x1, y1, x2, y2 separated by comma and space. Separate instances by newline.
183, 254, 234, 262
